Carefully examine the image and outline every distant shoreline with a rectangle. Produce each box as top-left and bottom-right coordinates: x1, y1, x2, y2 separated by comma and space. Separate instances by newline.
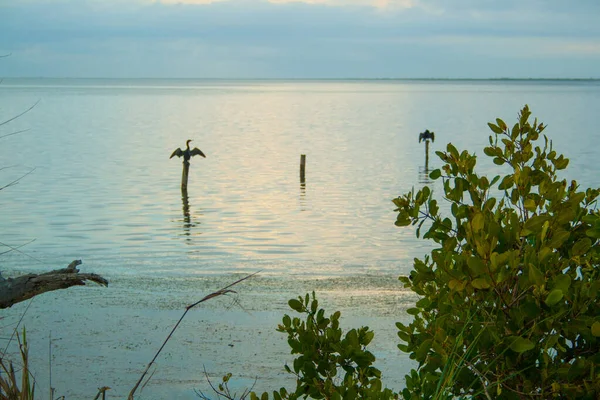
2, 77, 599, 82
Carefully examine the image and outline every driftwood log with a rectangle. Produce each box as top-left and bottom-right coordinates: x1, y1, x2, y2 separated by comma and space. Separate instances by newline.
0, 260, 108, 309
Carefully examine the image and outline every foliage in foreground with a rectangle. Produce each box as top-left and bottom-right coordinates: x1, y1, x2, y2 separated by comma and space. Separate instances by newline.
250, 292, 396, 400
0, 328, 35, 400
393, 105, 600, 399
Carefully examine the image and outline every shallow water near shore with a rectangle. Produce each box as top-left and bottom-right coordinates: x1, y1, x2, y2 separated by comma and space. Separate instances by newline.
1, 79, 600, 398
5, 274, 417, 399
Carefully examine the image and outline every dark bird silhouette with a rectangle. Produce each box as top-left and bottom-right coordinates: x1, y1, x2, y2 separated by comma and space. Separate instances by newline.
419, 130, 435, 143
170, 139, 206, 161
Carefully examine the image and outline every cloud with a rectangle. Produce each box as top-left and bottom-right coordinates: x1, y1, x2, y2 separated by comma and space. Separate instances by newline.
0, 0, 598, 78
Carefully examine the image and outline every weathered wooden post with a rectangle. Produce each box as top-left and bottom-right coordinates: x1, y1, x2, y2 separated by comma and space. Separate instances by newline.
181, 160, 190, 190
425, 140, 430, 171
170, 139, 206, 191
300, 154, 306, 183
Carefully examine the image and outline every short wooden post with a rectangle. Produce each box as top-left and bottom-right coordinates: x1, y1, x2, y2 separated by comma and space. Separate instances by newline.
425, 140, 430, 171
300, 154, 306, 183
181, 160, 190, 190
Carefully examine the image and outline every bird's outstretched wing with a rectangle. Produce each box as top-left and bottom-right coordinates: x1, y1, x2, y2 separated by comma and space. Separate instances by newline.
431, 132, 435, 142
190, 147, 206, 158
418, 132, 424, 143
170, 148, 183, 159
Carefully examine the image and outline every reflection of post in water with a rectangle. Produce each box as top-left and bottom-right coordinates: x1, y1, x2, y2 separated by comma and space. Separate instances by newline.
180, 187, 198, 239
299, 181, 307, 210
299, 154, 307, 210
418, 166, 432, 185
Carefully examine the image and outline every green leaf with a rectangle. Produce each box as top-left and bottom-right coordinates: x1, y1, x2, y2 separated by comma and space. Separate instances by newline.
467, 257, 486, 276
483, 147, 496, 157
406, 307, 420, 316
498, 175, 514, 190
510, 336, 535, 353
529, 264, 545, 287
591, 321, 600, 337
416, 298, 431, 308
471, 213, 484, 232
522, 215, 548, 235
415, 339, 432, 361
524, 198, 536, 211
448, 279, 465, 291
496, 118, 507, 131
548, 230, 570, 249
429, 169, 441, 179
586, 227, 600, 239
289, 299, 303, 312
552, 274, 571, 293
493, 157, 505, 165
572, 238, 592, 256
447, 143, 459, 158
395, 211, 411, 227
488, 122, 503, 134
472, 278, 491, 289
545, 289, 564, 306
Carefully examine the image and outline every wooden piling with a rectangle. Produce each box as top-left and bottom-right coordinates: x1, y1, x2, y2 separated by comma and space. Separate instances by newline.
300, 154, 306, 183
425, 140, 430, 171
181, 160, 190, 190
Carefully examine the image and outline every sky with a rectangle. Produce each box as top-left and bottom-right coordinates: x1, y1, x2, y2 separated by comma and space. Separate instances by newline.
0, 0, 599, 79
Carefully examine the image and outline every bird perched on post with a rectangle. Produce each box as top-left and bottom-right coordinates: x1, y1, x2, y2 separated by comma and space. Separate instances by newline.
418, 130, 435, 143
170, 139, 206, 161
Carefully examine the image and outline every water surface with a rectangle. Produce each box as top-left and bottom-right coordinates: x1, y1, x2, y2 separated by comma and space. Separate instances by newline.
1, 79, 599, 279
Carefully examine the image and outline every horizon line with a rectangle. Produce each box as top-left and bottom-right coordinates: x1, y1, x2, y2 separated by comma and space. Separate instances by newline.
2, 76, 600, 81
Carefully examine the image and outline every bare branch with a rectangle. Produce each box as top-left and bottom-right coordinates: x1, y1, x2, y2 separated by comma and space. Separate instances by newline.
0, 128, 29, 140
0, 260, 108, 309
0, 99, 40, 128
0, 166, 36, 191
128, 271, 260, 400
0, 238, 37, 258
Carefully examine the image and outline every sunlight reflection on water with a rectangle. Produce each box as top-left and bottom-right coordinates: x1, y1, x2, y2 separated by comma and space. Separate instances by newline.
1, 79, 599, 278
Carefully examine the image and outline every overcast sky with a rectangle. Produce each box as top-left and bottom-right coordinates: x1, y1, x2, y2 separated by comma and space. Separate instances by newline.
1, 0, 599, 79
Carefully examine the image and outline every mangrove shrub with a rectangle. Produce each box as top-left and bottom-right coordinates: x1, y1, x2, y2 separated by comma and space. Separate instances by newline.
393, 106, 600, 399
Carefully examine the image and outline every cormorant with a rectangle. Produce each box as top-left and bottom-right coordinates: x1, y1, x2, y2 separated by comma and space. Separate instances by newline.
419, 130, 435, 143
170, 140, 206, 161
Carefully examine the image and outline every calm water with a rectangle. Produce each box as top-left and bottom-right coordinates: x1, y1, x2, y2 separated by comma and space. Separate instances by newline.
1, 79, 599, 279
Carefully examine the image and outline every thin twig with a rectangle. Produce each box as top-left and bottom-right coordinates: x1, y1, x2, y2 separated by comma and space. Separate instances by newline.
127, 271, 260, 400
49, 331, 52, 400
2, 299, 34, 356
92, 386, 111, 400
463, 360, 492, 400
196, 366, 257, 400
0, 166, 37, 192
0, 238, 37, 258
0, 128, 29, 140
0, 100, 40, 128
0, 165, 19, 172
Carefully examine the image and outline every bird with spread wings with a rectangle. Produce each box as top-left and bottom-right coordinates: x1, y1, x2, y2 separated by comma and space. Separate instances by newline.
418, 129, 435, 143
170, 139, 206, 161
